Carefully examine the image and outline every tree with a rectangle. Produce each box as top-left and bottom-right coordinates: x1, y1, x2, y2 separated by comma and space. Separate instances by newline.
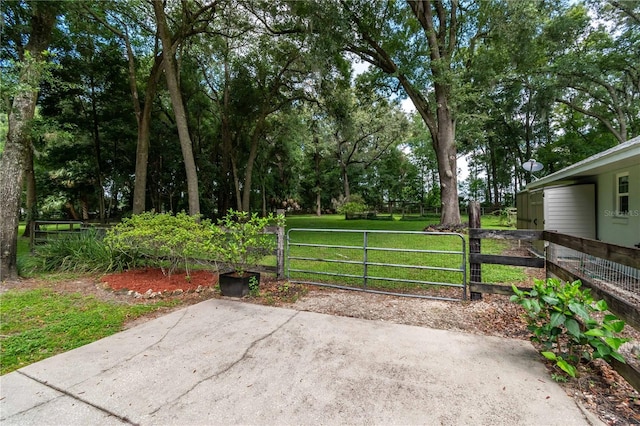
82, 0, 166, 215
152, 0, 203, 216
330, 0, 486, 224
326, 87, 409, 200
550, 2, 639, 143
0, 1, 60, 280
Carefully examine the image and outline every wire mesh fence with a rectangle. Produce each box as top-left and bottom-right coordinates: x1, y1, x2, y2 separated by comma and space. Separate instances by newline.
548, 243, 640, 303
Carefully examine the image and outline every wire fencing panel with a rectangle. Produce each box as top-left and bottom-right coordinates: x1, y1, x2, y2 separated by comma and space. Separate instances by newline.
548, 243, 640, 305
286, 229, 466, 301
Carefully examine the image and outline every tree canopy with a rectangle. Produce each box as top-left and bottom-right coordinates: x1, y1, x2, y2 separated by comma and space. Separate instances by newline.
1, 0, 638, 278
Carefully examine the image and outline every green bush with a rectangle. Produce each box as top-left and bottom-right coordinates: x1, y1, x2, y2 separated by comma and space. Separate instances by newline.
511, 278, 629, 378
105, 212, 220, 276
216, 209, 284, 276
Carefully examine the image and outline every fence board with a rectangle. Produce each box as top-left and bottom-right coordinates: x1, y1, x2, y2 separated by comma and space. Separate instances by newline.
469, 229, 543, 241
469, 253, 545, 268
544, 231, 640, 269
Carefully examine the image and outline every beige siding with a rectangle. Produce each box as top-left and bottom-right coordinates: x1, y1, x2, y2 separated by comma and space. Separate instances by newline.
543, 185, 596, 239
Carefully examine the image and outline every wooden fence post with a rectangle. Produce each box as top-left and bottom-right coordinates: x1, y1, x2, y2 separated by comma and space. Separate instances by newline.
469, 201, 482, 300
276, 209, 285, 279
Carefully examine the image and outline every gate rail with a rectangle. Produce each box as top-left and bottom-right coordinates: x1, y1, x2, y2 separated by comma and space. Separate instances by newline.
286, 229, 466, 301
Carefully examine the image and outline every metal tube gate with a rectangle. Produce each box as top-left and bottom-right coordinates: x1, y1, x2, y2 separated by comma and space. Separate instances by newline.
286, 229, 467, 301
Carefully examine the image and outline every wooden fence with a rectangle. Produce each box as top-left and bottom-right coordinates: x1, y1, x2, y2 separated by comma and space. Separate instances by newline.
29, 220, 86, 248
468, 202, 640, 390
29, 220, 286, 279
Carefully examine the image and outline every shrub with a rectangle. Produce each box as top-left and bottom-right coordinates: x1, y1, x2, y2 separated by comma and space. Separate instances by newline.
511, 278, 629, 378
335, 194, 368, 218
216, 209, 284, 276
105, 212, 220, 276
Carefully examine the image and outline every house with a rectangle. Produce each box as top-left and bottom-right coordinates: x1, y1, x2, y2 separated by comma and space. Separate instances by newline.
517, 136, 640, 249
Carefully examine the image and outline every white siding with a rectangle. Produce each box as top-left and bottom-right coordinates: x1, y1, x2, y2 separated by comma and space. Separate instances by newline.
543, 185, 596, 239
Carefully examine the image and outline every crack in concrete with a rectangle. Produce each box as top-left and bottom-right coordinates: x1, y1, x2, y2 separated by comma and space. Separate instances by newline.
149, 310, 301, 416
14, 371, 138, 425
56, 307, 190, 389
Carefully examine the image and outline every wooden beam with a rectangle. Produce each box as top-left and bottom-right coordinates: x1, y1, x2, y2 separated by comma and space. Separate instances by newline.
544, 231, 640, 269
469, 202, 482, 300
470, 253, 545, 268
469, 229, 543, 241
610, 358, 640, 393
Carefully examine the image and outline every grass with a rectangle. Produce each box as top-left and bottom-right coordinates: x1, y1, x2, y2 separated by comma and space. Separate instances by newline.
0, 288, 180, 375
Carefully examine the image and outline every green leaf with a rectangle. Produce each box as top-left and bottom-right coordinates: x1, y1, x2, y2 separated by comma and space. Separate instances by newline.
541, 351, 557, 361
565, 318, 581, 338
604, 336, 630, 351
584, 329, 605, 337
606, 320, 626, 333
550, 312, 566, 328
568, 302, 590, 321
594, 299, 608, 311
556, 359, 577, 378
542, 295, 559, 305
609, 351, 626, 363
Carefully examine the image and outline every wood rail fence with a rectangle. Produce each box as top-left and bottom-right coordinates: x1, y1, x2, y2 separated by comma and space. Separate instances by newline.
467, 202, 640, 391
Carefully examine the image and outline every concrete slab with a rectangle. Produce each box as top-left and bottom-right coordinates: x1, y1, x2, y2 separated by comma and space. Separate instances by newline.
1, 299, 595, 425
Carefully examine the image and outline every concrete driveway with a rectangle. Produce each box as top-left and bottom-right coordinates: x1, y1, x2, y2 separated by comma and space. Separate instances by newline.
1, 298, 597, 425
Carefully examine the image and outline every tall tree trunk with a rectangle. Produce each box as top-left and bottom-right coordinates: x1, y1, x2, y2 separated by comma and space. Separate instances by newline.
132, 63, 161, 214
433, 97, 460, 224
87, 7, 163, 215
89, 77, 106, 222
316, 193, 322, 216
22, 141, 37, 238
219, 55, 234, 215
240, 119, 266, 212
152, 0, 200, 217
0, 3, 57, 280
314, 142, 322, 216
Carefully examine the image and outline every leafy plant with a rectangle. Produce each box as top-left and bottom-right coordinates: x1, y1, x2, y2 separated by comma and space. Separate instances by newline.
336, 194, 368, 216
23, 228, 115, 273
248, 274, 260, 297
216, 209, 284, 276
105, 212, 220, 277
511, 278, 629, 378
498, 208, 517, 227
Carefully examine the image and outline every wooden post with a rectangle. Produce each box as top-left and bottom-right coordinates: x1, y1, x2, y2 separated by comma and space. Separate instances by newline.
276, 209, 285, 279
469, 201, 482, 300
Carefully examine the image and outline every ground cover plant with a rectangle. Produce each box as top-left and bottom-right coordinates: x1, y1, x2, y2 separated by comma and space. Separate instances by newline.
0, 287, 179, 374
511, 278, 630, 379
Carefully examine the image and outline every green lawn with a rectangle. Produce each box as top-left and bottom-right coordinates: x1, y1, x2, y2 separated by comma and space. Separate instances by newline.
0, 288, 179, 375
